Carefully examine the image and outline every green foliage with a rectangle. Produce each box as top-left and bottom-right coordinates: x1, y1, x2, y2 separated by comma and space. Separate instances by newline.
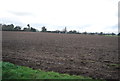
107, 63, 120, 68
2, 24, 14, 31
23, 27, 29, 31
2, 62, 104, 81
83, 31, 87, 34
104, 35, 118, 37
68, 30, 78, 34
41, 26, 47, 32
14, 26, 21, 31
27, 24, 30, 28
1, 24, 38, 32
118, 33, 120, 36
30, 27, 36, 32
0, 61, 2, 80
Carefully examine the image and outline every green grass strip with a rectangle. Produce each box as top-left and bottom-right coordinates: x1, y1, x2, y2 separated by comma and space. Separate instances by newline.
2, 61, 104, 81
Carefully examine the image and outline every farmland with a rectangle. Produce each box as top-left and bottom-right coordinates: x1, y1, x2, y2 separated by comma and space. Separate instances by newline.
2, 31, 119, 80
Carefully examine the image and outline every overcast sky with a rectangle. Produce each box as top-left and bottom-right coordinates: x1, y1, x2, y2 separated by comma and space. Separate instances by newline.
0, 0, 119, 33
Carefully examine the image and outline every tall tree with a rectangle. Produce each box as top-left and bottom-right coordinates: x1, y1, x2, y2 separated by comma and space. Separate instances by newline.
99, 32, 103, 35
27, 24, 30, 28
41, 26, 47, 32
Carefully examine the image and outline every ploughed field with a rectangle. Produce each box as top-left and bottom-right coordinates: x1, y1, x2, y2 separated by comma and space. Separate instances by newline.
2, 31, 119, 79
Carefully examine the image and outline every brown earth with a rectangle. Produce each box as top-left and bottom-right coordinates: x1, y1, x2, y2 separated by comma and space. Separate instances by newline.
2, 31, 119, 80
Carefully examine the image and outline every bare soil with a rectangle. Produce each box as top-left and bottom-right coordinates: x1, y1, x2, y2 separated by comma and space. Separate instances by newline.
2, 31, 119, 80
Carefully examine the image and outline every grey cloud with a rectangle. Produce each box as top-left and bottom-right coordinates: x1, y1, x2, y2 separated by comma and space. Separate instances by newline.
109, 25, 118, 30
8, 11, 34, 16
0, 17, 25, 27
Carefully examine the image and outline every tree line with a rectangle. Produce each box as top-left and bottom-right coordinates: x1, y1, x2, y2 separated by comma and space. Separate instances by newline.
41, 26, 118, 36
0, 24, 37, 32
0, 23, 119, 36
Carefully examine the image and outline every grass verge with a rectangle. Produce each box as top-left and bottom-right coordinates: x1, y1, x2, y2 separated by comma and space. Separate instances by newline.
1, 61, 104, 81
107, 63, 120, 69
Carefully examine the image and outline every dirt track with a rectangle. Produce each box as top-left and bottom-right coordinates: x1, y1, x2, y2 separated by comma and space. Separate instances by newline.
2, 31, 119, 79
